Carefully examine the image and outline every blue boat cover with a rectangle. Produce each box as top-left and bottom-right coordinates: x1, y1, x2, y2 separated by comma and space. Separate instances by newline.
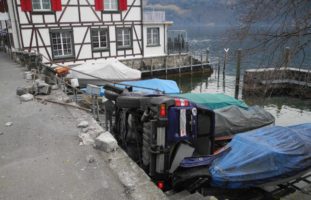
117, 78, 180, 94
81, 78, 180, 96
209, 123, 311, 188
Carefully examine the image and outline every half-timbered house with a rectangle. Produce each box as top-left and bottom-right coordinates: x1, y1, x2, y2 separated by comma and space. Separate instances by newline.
5, 0, 173, 65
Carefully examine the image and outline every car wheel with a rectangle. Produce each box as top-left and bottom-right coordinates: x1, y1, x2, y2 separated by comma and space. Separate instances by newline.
116, 95, 145, 108
105, 90, 119, 101
104, 84, 124, 94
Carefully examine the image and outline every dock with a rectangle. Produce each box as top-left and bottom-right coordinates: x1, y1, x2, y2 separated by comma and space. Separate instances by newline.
243, 67, 311, 99
120, 53, 212, 77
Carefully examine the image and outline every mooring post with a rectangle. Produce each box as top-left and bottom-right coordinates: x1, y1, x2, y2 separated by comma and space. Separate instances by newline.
235, 49, 242, 99
284, 46, 290, 68
150, 58, 153, 76
206, 49, 209, 63
223, 48, 229, 78
201, 51, 203, 70
165, 56, 168, 75
179, 58, 181, 77
217, 58, 220, 80
190, 53, 193, 74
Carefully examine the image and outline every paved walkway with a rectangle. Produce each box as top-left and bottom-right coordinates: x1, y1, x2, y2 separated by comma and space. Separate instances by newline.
0, 52, 130, 200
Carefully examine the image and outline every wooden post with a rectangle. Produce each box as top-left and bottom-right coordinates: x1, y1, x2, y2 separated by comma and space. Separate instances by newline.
223, 50, 228, 78
150, 58, 153, 76
284, 47, 290, 68
174, 55, 176, 68
200, 52, 203, 70
217, 58, 220, 80
206, 49, 209, 63
235, 49, 242, 99
165, 56, 168, 75
190, 54, 193, 74
178, 57, 181, 77
141, 59, 143, 71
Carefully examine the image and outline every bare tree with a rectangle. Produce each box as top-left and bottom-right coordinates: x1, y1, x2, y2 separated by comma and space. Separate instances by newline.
230, 0, 311, 68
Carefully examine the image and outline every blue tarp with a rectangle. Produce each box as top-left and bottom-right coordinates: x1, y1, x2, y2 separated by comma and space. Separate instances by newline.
209, 123, 311, 188
81, 78, 180, 96
116, 78, 180, 94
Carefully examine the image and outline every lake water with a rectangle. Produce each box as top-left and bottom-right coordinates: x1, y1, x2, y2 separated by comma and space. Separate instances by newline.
164, 26, 311, 126
164, 72, 311, 126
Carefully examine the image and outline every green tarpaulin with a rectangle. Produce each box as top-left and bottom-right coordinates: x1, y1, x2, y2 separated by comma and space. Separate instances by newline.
174, 93, 248, 110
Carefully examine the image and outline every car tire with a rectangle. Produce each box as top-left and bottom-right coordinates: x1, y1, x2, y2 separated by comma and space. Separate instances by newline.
104, 84, 124, 94
116, 95, 144, 108
142, 122, 152, 166
105, 90, 119, 101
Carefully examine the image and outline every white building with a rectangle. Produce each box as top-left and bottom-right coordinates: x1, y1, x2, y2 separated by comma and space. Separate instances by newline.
5, 0, 173, 65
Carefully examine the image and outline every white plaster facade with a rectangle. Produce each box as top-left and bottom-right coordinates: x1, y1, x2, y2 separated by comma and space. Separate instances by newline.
5, 0, 172, 65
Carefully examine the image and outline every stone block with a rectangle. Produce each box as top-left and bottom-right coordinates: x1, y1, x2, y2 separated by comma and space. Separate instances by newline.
94, 131, 118, 152
20, 93, 34, 102
16, 87, 28, 96
77, 121, 89, 128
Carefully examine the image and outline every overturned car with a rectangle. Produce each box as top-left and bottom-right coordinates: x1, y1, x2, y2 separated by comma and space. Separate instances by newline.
102, 83, 311, 199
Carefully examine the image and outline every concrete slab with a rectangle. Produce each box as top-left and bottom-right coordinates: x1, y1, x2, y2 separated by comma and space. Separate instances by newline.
0, 52, 129, 200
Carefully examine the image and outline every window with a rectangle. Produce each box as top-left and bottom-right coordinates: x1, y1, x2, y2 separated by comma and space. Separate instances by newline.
32, 0, 51, 11
50, 30, 74, 59
104, 0, 118, 11
91, 29, 109, 51
147, 28, 160, 46
116, 28, 132, 49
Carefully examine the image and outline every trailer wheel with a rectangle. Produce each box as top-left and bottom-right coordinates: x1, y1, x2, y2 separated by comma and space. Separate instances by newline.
105, 90, 119, 101
116, 95, 144, 108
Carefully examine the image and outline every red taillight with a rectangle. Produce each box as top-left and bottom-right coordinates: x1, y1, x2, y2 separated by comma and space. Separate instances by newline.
175, 99, 189, 107
159, 104, 167, 117
157, 181, 165, 190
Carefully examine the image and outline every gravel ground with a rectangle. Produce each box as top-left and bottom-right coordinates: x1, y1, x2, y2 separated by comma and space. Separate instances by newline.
0, 52, 131, 200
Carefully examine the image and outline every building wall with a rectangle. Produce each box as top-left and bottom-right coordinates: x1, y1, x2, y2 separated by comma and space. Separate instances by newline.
7, 0, 21, 49
143, 23, 167, 57
11, 0, 143, 64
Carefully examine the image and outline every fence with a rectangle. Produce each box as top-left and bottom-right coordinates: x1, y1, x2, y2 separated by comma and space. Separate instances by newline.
168, 30, 189, 54
143, 11, 166, 22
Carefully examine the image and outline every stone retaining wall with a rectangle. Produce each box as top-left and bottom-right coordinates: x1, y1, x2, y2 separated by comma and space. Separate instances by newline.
120, 54, 212, 76
243, 67, 311, 99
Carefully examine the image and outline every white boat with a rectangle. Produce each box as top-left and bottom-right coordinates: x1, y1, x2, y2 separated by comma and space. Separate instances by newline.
68, 59, 141, 87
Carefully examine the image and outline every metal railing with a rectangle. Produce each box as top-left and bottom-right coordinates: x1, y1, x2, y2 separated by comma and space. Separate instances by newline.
143, 11, 166, 22
168, 30, 188, 54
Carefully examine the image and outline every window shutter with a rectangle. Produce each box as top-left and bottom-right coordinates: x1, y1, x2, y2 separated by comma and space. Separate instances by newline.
95, 0, 104, 11
21, 0, 32, 12
51, 0, 62, 11
119, 0, 127, 11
